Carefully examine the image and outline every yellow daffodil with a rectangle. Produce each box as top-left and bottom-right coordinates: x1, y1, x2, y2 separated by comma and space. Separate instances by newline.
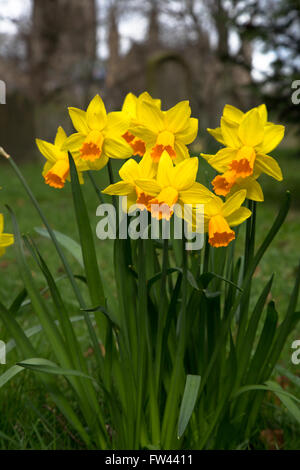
121, 92, 161, 157
198, 190, 251, 247
0, 214, 14, 256
36, 127, 89, 189
62, 95, 132, 170
102, 153, 156, 211
128, 98, 198, 164
202, 104, 284, 198
134, 151, 214, 221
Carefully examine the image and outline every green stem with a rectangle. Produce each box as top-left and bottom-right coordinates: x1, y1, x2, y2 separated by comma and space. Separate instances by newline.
155, 238, 169, 393
203, 234, 210, 273
87, 170, 104, 204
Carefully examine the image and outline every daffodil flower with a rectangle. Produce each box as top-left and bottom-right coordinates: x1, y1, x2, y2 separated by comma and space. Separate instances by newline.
121, 92, 161, 157
102, 153, 156, 211
199, 190, 252, 247
62, 95, 132, 170
134, 151, 214, 221
202, 104, 284, 197
0, 214, 14, 256
128, 99, 198, 164
36, 127, 88, 189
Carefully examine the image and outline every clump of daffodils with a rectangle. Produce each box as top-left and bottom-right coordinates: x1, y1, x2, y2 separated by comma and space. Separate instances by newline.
36, 94, 284, 248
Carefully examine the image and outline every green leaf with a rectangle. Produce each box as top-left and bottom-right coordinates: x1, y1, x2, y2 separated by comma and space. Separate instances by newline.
17, 358, 94, 381
35, 227, 84, 267
0, 364, 24, 389
246, 301, 278, 384
178, 374, 201, 439
275, 365, 300, 389
233, 382, 300, 404
9, 288, 27, 315
198, 192, 291, 398
6, 314, 94, 355
68, 152, 107, 344
265, 380, 300, 424
148, 267, 198, 291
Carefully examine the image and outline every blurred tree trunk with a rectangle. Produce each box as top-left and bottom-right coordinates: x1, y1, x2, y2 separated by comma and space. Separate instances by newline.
147, 0, 160, 52
28, 0, 97, 102
106, 4, 121, 109
214, 0, 229, 59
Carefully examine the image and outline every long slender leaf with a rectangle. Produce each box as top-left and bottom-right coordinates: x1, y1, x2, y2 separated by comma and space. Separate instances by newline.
35, 227, 84, 267
178, 374, 201, 439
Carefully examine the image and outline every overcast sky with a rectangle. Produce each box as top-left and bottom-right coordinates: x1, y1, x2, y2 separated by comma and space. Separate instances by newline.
0, 0, 273, 81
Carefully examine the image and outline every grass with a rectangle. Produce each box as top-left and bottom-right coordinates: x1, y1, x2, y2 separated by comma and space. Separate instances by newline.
0, 146, 299, 449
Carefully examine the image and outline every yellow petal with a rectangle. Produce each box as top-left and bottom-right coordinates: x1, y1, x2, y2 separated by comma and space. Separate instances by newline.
105, 111, 130, 138
136, 100, 164, 133
221, 117, 241, 148
230, 177, 264, 202
238, 109, 264, 147
164, 101, 191, 133
54, 127, 67, 147
74, 154, 90, 172
257, 104, 268, 125
122, 92, 138, 118
128, 124, 157, 144
226, 207, 252, 227
126, 191, 139, 213
222, 189, 247, 217
255, 154, 283, 181
202, 148, 238, 172
179, 182, 215, 204
102, 181, 134, 196
245, 179, 264, 202
174, 140, 189, 163
68, 107, 89, 134
157, 151, 174, 187
176, 118, 198, 144
139, 152, 157, 179
172, 157, 198, 191
36, 139, 59, 163
87, 155, 109, 172
0, 233, 14, 248
42, 160, 53, 178
257, 124, 285, 154
102, 137, 132, 159
0, 214, 3, 233
86, 95, 107, 130
134, 178, 161, 196
119, 158, 140, 183
139, 91, 161, 109
207, 127, 224, 145
203, 196, 223, 218
61, 133, 86, 152
223, 104, 244, 124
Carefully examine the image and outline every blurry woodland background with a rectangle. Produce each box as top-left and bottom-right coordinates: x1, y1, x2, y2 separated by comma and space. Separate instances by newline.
0, 0, 300, 160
